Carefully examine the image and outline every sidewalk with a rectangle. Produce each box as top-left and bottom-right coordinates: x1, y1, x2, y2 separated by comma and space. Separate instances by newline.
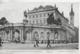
0, 43, 78, 50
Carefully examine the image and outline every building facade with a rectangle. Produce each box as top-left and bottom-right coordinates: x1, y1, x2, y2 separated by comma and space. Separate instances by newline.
0, 5, 77, 43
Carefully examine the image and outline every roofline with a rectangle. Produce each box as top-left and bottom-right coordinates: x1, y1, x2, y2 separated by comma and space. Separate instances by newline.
27, 8, 58, 14
56, 9, 69, 22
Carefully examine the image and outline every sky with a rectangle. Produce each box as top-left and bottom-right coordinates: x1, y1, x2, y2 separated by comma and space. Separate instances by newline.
0, 0, 79, 27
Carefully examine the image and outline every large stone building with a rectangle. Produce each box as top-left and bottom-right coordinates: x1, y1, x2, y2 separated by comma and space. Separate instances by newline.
0, 5, 78, 43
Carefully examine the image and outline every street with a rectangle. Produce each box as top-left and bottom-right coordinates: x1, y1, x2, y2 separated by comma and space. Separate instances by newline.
0, 43, 78, 50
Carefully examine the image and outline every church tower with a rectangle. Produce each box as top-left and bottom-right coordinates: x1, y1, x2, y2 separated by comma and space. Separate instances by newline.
69, 4, 74, 26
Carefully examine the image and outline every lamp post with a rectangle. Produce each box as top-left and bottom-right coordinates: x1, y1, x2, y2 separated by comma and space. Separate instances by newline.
23, 23, 26, 43
12, 23, 14, 42
31, 24, 33, 41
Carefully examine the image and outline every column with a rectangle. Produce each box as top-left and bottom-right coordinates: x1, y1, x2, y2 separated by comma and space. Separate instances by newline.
20, 29, 22, 41
8, 30, 10, 41
65, 30, 68, 43
20, 28, 24, 42
10, 29, 13, 41
4, 31, 6, 42
10, 29, 12, 41
2, 30, 4, 42
31, 29, 33, 41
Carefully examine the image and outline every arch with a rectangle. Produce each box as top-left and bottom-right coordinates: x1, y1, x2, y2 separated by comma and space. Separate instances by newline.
13, 29, 20, 42
40, 32, 44, 40
5, 30, 9, 34
5, 30, 10, 41
54, 29, 58, 34
13, 29, 20, 34
33, 31, 39, 40
54, 29, 58, 40
41, 32, 44, 36
15, 29, 20, 34
47, 32, 50, 39
24, 31, 29, 40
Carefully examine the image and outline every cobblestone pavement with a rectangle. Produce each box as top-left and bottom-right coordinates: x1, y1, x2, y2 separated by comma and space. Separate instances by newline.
0, 43, 78, 50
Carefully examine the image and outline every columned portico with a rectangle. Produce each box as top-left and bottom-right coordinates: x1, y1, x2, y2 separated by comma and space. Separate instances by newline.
0, 5, 78, 44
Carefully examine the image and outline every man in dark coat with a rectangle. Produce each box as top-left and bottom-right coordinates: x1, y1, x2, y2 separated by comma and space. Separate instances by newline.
0, 37, 2, 46
47, 38, 51, 47
47, 32, 51, 48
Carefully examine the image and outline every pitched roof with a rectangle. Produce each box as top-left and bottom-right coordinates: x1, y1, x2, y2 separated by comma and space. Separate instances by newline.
28, 5, 57, 14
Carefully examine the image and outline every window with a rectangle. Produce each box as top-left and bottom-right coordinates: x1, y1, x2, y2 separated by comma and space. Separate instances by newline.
41, 32, 44, 39
40, 14, 42, 17
55, 33, 58, 39
33, 20, 34, 24
44, 19, 46, 24
44, 13, 46, 17
47, 32, 50, 39
47, 32, 50, 36
36, 20, 38, 24
34, 20, 36, 24
33, 15, 34, 18
40, 20, 42, 24
36, 14, 38, 18
33, 31, 39, 40
29, 20, 31, 24
29, 15, 31, 18
41, 32, 44, 36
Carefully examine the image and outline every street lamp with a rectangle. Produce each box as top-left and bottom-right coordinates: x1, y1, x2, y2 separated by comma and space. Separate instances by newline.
12, 23, 14, 42
23, 23, 26, 43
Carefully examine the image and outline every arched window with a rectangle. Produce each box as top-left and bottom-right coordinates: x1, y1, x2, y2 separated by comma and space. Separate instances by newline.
36, 14, 38, 18
36, 20, 38, 24
41, 32, 43, 34
44, 13, 46, 17
33, 20, 34, 24
40, 14, 42, 17
33, 15, 34, 18
14, 29, 20, 41
47, 32, 50, 39
41, 32, 44, 36
33, 31, 39, 40
6, 30, 9, 34
29, 15, 31, 18
40, 20, 42, 24
40, 32, 44, 40
15, 29, 20, 34
54, 30, 58, 40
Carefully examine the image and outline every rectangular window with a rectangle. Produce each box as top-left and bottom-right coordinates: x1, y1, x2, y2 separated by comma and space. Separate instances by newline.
33, 20, 34, 24
44, 13, 45, 17
36, 20, 38, 24
33, 15, 34, 18
29, 16, 31, 18
40, 20, 42, 24
40, 14, 42, 17
36, 14, 38, 18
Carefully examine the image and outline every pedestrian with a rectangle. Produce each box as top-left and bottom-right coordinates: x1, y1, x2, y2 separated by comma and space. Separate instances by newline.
47, 38, 51, 48
34, 39, 39, 47
46, 32, 51, 48
0, 37, 2, 47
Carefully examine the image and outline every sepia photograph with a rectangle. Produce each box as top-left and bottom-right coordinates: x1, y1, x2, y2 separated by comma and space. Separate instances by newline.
0, 0, 79, 54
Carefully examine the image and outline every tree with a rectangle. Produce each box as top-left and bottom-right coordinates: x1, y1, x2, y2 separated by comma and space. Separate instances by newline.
0, 17, 8, 25
54, 18, 61, 25
47, 13, 54, 24
24, 10, 27, 18
57, 18, 61, 25
47, 13, 62, 25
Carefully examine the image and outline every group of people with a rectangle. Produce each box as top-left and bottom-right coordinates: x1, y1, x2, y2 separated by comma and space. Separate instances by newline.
34, 39, 51, 48
34, 32, 51, 48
